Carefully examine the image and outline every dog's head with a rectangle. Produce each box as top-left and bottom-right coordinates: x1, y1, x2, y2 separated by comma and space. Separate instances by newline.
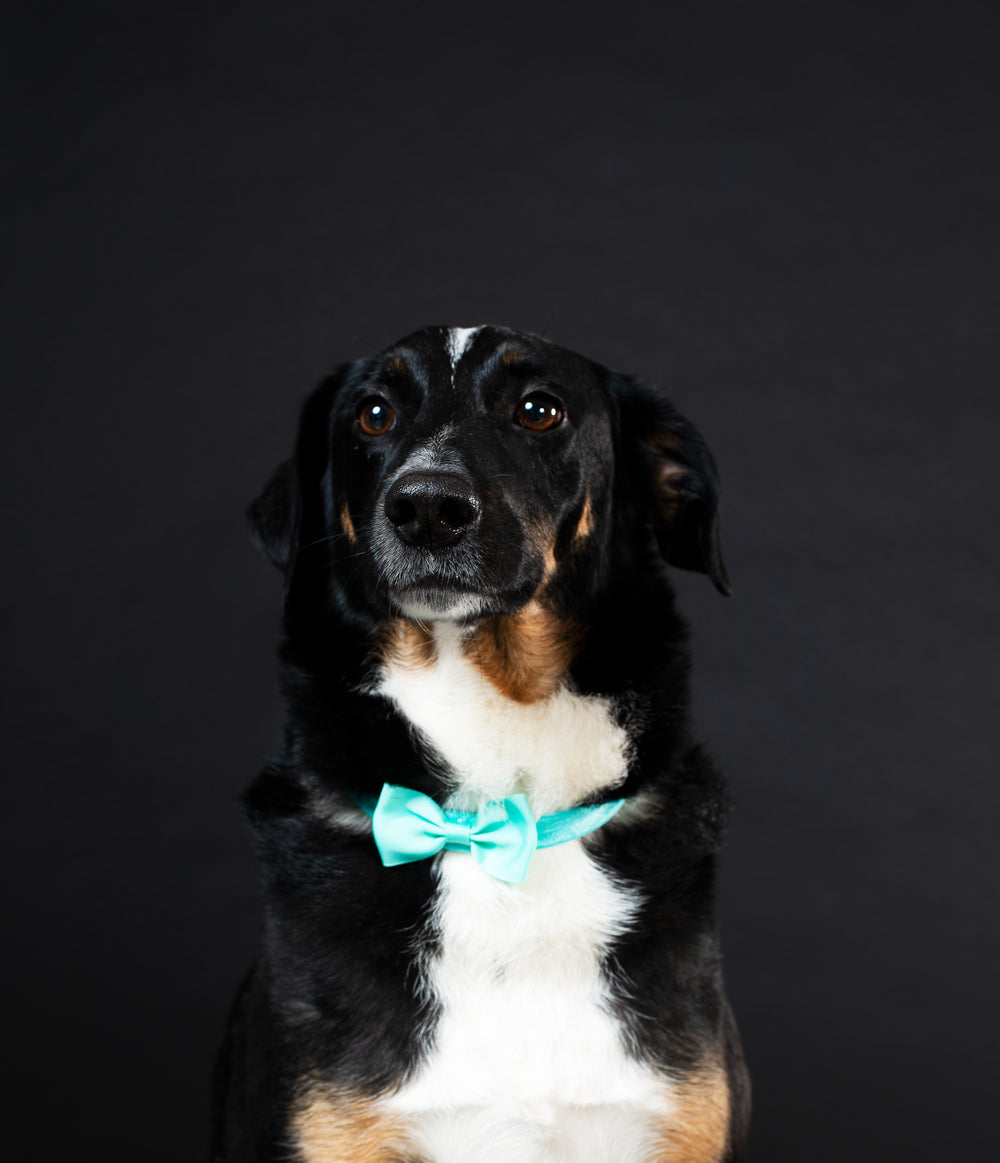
249, 325, 729, 637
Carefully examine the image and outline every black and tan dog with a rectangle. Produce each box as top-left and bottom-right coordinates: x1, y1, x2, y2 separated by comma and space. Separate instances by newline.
212, 325, 750, 1162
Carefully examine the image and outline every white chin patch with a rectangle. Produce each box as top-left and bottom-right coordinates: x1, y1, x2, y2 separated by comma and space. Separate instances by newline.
392, 591, 485, 622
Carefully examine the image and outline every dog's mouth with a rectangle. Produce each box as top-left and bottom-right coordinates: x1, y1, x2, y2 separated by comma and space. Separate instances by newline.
368, 522, 493, 618
368, 525, 535, 623
370, 530, 501, 622
364, 467, 534, 621
388, 586, 488, 622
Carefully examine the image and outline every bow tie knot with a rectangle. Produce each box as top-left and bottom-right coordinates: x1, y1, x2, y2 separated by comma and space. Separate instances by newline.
371, 784, 538, 883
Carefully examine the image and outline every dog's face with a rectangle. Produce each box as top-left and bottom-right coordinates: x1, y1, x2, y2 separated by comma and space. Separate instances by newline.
250, 325, 729, 633
331, 325, 621, 621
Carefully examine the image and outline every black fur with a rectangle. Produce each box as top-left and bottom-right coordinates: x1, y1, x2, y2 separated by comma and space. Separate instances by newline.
213, 325, 750, 1161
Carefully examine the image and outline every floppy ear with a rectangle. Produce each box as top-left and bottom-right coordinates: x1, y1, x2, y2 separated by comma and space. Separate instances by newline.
614, 374, 731, 596
246, 367, 349, 585
247, 458, 299, 572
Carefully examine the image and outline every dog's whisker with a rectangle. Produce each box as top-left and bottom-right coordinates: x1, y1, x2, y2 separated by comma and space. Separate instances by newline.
298, 532, 352, 553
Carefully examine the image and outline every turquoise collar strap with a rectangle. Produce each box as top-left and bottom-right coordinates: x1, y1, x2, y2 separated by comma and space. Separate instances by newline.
356, 783, 626, 884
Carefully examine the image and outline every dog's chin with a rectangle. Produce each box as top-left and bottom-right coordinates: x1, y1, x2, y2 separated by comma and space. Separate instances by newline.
389, 588, 489, 623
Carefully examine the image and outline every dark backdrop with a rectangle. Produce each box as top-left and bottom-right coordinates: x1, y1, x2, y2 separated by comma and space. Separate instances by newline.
5, 1, 998, 1158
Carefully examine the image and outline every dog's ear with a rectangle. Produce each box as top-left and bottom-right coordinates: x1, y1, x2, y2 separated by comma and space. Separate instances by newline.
247, 368, 349, 582
247, 458, 299, 572
614, 374, 731, 596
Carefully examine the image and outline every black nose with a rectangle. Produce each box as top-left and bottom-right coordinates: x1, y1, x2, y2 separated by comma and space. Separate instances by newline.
384, 472, 481, 548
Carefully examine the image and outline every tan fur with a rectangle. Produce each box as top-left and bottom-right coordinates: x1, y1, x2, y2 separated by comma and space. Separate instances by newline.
339, 501, 357, 545
377, 619, 437, 671
650, 459, 685, 522
643, 430, 682, 456
642, 435, 686, 523
572, 492, 595, 544
542, 539, 558, 581
462, 604, 582, 704
651, 1067, 731, 1163
291, 1090, 414, 1163
525, 518, 559, 584
501, 346, 527, 366
383, 355, 410, 378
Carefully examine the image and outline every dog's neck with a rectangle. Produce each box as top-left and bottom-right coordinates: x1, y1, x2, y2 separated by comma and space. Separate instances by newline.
377, 602, 580, 700
375, 617, 631, 817
279, 565, 693, 810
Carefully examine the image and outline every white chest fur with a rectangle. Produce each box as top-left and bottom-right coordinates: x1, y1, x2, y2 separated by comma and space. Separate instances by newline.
377, 622, 631, 817
389, 848, 673, 1161
375, 624, 674, 1162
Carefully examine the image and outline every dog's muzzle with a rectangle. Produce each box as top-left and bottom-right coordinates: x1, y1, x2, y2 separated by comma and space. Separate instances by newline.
371, 465, 522, 619
384, 471, 481, 549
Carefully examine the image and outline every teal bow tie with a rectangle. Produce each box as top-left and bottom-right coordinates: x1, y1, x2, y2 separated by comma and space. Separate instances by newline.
361, 784, 626, 884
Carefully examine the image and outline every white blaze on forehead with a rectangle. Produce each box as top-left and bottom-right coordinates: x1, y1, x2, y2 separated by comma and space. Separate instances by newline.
447, 326, 482, 376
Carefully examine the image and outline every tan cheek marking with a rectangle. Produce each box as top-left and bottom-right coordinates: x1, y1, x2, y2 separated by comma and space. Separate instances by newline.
291, 1090, 414, 1163
340, 501, 357, 545
650, 1067, 731, 1163
525, 519, 558, 584
463, 606, 582, 704
542, 539, 558, 581
572, 492, 594, 545
376, 620, 437, 671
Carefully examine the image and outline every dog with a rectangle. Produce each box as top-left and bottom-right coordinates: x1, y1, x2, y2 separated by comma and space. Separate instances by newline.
211, 324, 750, 1162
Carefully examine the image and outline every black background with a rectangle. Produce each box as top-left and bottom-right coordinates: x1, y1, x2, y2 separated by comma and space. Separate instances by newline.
5, 1, 998, 1158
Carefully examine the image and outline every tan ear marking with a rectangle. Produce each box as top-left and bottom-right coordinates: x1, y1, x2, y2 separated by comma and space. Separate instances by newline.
642, 429, 682, 457
651, 461, 685, 521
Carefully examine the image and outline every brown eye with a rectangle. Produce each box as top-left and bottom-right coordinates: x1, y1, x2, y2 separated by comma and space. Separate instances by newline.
356, 396, 396, 436
516, 391, 564, 432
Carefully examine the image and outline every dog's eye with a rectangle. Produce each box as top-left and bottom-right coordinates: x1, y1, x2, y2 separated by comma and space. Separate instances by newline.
356, 396, 397, 437
516, 392, 564, 432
